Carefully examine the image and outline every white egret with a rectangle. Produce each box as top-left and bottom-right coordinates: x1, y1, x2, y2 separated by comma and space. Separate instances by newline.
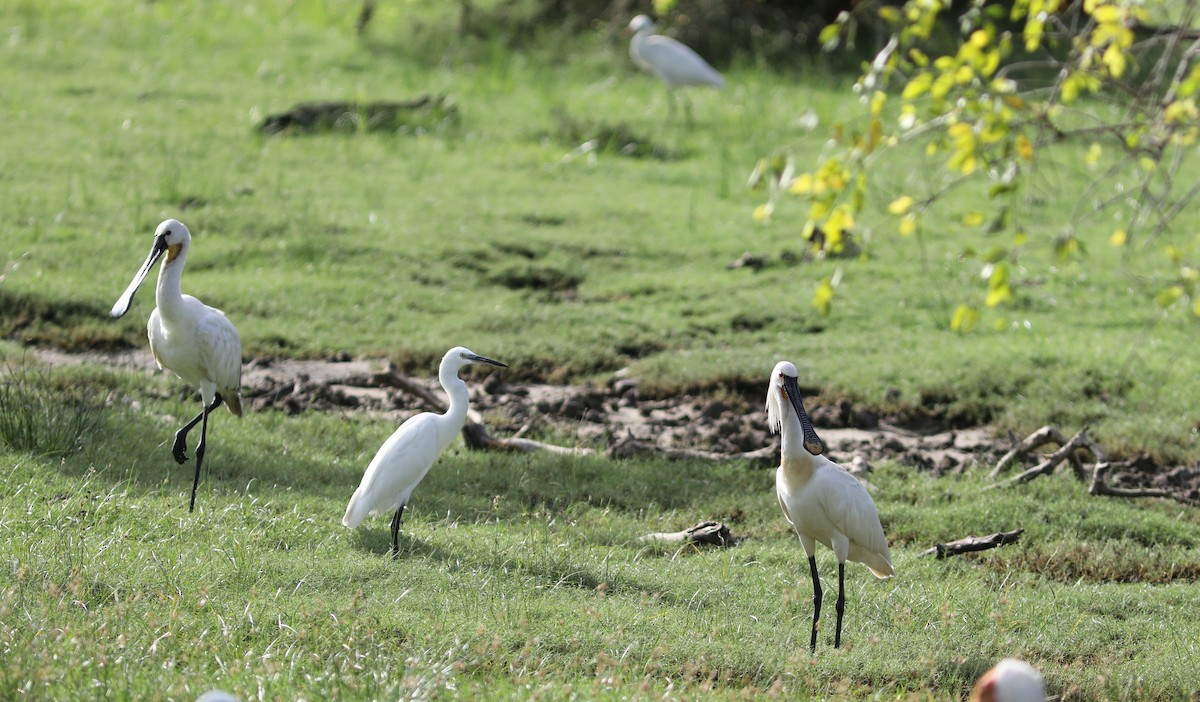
627, 14, 725, 121
342, 346, 507, 557
970, 658, 1045, 702
766, 361, 893, 652
111, 219, 243, 513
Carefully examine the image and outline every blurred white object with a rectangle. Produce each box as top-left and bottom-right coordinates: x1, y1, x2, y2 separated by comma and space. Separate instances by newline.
970, 658, 1045, 702
627, 14, 724, 120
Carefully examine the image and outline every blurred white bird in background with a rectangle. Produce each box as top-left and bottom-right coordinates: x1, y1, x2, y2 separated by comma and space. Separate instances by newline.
111, 219, 243, 513
970, 658, 1046, 702
343, 346, 507, 557
627, 14, 725, 123
767, 361, 893, 652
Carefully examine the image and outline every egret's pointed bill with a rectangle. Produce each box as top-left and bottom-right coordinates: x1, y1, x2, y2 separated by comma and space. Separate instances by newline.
465, 353, 507, 368
111, 235, 169, 318
783, 375, 825, 456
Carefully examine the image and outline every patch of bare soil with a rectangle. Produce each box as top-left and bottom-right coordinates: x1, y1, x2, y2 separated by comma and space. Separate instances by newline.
31, 349, 1200, 499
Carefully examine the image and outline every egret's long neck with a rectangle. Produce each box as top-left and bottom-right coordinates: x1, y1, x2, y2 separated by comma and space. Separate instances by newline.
779, 397, 817, 479
437, 363, 471, 448
631, 27, 652, 56
155, 245, 188, 317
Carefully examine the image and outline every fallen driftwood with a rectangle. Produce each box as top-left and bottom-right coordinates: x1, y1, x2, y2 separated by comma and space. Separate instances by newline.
258, 95, 458, 134
369, 368, 595, 457
638, 521, 736, 547
920, 529, 1024, 558
990, 425, 1085, 479
988, 425, 1199, 506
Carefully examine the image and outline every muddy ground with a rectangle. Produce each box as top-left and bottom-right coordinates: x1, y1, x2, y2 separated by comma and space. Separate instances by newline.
32, 348, 1200, 500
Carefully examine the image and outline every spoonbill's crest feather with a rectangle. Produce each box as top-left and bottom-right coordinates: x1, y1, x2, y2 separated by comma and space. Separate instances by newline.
765, 360, 799, 433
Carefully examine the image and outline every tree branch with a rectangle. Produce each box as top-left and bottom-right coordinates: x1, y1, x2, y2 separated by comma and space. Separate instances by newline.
919, 529, 1025, 558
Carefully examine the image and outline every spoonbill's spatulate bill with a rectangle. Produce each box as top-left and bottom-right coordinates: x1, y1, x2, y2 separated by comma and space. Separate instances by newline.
766, 361, 893, 652
343, 346, 507, 557
111, 219, 243, 513
970, 658, 1045, 702
627, 14, 724, 120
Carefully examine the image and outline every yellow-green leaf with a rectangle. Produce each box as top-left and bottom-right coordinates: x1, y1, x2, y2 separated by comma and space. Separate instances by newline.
788, 173, 815, 195
818, 23, 841, 47
888, 195, 915, 215
985, 284, 1013, 307
870, 90, 887, 116
902, 72, 934, 100
813, 278, 835, 315
1016, 134, 1034, 161
1156, 285, 1184, 308
1110, 229, 1127, 246
963, 211, 986, 227
950, 304, 979, 331
753, 203, 774, 223
899, 213, 918, 236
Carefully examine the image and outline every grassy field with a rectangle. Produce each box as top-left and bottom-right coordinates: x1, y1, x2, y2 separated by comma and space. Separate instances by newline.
3, 1, 1200, 699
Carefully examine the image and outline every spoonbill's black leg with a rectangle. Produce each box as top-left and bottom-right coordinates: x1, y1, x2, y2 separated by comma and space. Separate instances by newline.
188, 394, 223, 513
808, 555, 823, 653
173, 394, 224, 464
834, 562, 846, 648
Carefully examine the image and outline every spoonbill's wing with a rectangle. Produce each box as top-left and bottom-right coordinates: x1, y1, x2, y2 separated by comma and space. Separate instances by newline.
816, 461, 893, 577
195, 308, 243, 412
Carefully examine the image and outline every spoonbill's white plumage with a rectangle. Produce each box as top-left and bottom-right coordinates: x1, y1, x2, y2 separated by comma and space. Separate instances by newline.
111, 219, 242, 513
343, 346, 506, 556
767, 360, 892, 652
627, 14, 724, 120
970, 658, 1045, 702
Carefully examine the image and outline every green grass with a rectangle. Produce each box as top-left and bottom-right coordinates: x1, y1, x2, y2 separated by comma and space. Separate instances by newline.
4, 1, 1200, 699
2, 378, 1199, 699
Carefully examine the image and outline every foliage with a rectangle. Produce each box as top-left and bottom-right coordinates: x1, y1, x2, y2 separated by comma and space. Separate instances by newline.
756, 0, 1200, 326
0, 362, 108, 457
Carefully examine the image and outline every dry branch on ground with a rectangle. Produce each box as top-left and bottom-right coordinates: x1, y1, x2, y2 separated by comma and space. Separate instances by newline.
988, 425, 1199, 506
919, 529, 1024, 558
638, 521, 736, 547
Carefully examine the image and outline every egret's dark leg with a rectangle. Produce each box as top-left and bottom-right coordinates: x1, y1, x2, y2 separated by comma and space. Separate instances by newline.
682, 93, 695, 128
173, 394, 223, 464
390, 504, 406, 558
807, 555, 823, 653
188, 394, 223, 513
833, 561, 846, 649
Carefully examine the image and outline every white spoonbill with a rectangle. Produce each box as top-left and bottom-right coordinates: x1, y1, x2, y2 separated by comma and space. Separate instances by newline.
111, 219, 243, 513
767, 361, 893, 652
343, 346, 507, 557
970, 658, 1045, 702
627, 14, 725, 121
